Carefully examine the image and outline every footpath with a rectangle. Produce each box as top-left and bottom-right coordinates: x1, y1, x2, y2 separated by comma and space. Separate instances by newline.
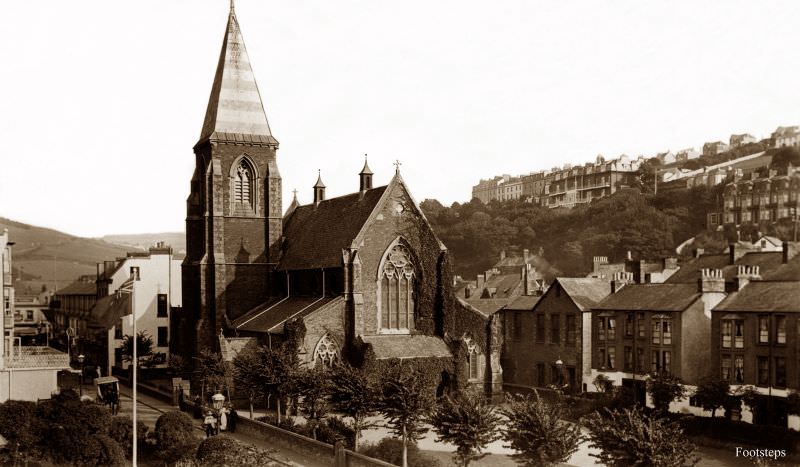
117, 386, 328, 467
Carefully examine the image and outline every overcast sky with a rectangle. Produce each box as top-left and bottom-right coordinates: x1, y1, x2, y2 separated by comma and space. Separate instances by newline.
1, 1, 798, 238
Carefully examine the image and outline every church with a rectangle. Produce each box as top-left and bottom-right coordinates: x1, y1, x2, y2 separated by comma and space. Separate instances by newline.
178, 4, 500, 397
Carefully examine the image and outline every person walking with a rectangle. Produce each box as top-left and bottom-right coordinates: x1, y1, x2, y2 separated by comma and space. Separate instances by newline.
203, 411, 217, 438
228, 404, 238, 433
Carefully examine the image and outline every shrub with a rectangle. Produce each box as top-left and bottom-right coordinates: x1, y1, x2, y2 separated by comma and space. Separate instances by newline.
316, 416, 356, 448
80, 434, 126, 467
109, 415, 149, 459
154, 411, 199, 463
0, 400, 41, 455
679, 416, 800, 453
361, 437, 441, 467
196, 434, 278, 467
36, 396, 114, 464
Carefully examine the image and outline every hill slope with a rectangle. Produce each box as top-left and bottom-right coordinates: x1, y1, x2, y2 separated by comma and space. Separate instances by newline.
102, 232, 185, 253
0, 217, 133, 295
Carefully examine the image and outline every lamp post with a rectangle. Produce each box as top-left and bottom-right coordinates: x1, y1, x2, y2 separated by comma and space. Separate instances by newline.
212, 393, 225, 435
555, 358, 564, 389
77, 354, 85, 397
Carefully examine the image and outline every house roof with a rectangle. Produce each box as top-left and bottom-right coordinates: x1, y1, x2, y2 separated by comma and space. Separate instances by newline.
557, 278, 612, 311
714, 281, 800, 313
199, 7, 275, 144
55, 280, 96, 296
89, 292, 131, 329
594, 283, 700, 312
506, 295, 541, 310
278, 186, 387, 270
483, 274, 522, 298
362, 334, 451, 360
232, 296, 341, 333
666, 254, 729, 283
461, 297, 511, 316
763, 255, 800, 281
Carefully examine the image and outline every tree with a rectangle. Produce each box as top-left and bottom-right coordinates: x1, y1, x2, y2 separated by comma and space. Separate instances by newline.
291, 365, 332, 439
377, 362, 435, 467
770, 147, 800, 170
583, 408, 698, 467
108, 415, 148, 459
429, 391, 501, 467
194, 349, 233, 401
232, 343, 297, 422
501, 392, 581, 467
0, 400, 41, 461
692, 379, 730, 419
647, 374, 686, 415
120, 331, 154, 367
329, 361, 380, 451
232, 344, 264, 419
593, 373, 613, 393
154, 411, 199, 464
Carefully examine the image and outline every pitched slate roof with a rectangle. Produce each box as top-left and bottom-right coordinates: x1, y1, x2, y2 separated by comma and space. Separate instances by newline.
594, 283, 700, 312
278, 186, 387, 270
362, 335, 451, 360
714, 281, 800, 313
506, 295, 541, 311
55, 280, 96, 296
461, 298, 511, 316
232, 296, 341, 333
763, 255, 800, 281
483, 274, 522, 298
557, 278, 612, 311
666, 254, 729, 283
199, 7, 276, 145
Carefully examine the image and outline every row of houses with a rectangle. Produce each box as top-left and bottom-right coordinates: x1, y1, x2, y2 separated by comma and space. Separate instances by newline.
471, 154, 641, 208
708, 165, 800, 229
46, 242, 182, 377
473, 125, 800, 207
463, 239, 800, 428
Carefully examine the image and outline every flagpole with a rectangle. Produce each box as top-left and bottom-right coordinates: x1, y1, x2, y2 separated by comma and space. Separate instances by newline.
132, 280, 137, 466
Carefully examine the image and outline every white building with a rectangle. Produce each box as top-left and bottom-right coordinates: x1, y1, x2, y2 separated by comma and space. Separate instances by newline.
96, 243, 181, 376
1, 229, 70, 402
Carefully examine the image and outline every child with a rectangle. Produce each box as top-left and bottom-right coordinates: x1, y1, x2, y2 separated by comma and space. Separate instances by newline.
203, 410, 217, 438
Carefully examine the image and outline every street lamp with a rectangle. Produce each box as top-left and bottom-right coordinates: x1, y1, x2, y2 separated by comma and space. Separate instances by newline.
555, 358, 564, 387
77, 354, 85, 397
212, 393, 225, 411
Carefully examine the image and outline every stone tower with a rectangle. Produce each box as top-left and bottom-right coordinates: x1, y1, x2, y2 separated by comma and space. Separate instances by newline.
182, 4, 282, 353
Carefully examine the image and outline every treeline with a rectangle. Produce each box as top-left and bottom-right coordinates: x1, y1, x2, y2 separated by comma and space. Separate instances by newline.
421, 185, 724, 279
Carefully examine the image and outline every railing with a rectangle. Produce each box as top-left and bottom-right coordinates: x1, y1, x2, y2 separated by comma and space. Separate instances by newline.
4, 346, 70, 369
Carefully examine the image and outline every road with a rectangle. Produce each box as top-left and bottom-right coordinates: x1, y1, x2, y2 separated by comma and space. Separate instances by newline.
116, 386, 328, 467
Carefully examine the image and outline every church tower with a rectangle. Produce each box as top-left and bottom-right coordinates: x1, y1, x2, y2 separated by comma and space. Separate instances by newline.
182, 3, 282, 353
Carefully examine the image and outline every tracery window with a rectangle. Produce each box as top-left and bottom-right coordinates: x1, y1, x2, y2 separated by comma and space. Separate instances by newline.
314, 334, 338, 367
464, 337, 480, 380
379, 244, 415, 332
234, 159, 254, 206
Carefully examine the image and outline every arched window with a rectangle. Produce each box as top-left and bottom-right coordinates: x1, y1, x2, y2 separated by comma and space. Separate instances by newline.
314, 334, 338, 367
464, 337, 480, 380
234, 159, 254, 206
379, 243, 415, 332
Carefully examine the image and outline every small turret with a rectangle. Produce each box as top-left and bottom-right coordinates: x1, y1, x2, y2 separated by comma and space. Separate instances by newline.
313, 171, 326, 204
359, 155, 373, 192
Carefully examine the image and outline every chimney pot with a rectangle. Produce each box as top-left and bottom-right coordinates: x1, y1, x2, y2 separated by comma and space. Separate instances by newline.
523, 249, 530, 262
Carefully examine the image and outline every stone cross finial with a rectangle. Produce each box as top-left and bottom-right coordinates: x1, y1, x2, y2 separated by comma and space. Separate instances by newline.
394, 159, 402, 173
230, 0, 235, 11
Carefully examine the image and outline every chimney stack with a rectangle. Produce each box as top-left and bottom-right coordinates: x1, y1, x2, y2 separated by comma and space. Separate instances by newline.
500, 250, 506, 261
611, 271, 633, 293
477, 274, 485, 292
698, 268, 725, 293
593, 256, 609, 274
783, 241, 790, 264
735, 265, 761, 291
523, 249, 530, 263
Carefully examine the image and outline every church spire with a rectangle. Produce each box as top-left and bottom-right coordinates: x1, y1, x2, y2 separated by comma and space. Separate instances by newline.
199, 4, 276, 145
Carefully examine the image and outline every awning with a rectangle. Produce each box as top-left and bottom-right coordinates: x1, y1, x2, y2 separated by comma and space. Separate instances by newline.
89, 292, 132, 329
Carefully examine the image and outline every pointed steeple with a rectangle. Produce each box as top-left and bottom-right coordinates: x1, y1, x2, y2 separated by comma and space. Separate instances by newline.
199, 4, 277, 145
359, 154, 373, 191
314, 170, 326, 204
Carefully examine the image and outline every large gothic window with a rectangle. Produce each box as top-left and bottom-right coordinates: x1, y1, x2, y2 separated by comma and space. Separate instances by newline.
233, 159, 254, 207
379, 244, 415, 332
314, 334, 339, 367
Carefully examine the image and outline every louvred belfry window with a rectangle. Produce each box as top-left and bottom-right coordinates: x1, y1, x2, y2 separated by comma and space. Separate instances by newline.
380, 244, 415, 332
234, 160, 253, 206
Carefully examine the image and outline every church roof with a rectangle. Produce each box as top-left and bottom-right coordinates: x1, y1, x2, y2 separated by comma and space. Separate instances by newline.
232, 296, 342, 333
362, 335, 452, 360
278, 186, 388, 270
199, 7, 276, 145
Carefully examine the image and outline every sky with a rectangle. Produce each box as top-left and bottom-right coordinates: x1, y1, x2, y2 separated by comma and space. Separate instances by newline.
0, 1, 798, 238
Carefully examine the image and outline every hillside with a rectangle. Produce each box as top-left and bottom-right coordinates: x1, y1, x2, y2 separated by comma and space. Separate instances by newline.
102, 232, 185, 254
0, 217, 133, 295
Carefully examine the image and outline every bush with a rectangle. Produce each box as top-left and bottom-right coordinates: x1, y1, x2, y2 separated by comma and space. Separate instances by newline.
154, 411, 199, 463
36, 396, 114, 464
109, 415, 149, 459
196, 434, 278, 466
316, 416, 356, 448
0, 400, 41, 455
80, 434, 126, 467
361, 437, 441, 467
